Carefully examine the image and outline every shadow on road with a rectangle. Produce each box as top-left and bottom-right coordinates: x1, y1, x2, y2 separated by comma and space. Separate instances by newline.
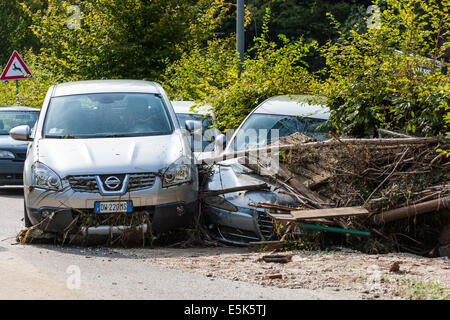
0, 186, 23, 199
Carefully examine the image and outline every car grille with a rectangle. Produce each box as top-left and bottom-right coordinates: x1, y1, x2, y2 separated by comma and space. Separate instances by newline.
0, 173, 23, 181
67, 175, 98, 192
257, 210, 275, 240
216, 225, 260, 244
127, 173, 157, 191
67, 173, 157, 193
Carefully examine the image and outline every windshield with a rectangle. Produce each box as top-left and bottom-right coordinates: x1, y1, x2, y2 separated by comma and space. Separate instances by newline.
229, 113, 330, 151
43, 93, 173, 138
0, 110, 39, 135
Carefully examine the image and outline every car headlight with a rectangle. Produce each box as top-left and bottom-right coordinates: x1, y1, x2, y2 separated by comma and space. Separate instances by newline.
162, 158, 192, 187
0, 150, 15, 159
31, 162, 61, 190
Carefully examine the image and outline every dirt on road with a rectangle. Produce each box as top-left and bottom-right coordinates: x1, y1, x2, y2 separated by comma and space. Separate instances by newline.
122, 246, 450, 300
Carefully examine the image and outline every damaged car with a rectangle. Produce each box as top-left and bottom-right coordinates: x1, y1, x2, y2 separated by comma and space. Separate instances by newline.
203, 95, 330, 245
10, 80, 198, 236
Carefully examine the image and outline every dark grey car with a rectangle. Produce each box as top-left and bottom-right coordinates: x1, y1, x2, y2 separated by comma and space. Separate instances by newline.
0, 106, 39, 185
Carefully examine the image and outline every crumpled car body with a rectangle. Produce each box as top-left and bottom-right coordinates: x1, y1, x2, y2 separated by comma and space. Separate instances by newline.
203, 158, 298, 245
203, 95, 330, 245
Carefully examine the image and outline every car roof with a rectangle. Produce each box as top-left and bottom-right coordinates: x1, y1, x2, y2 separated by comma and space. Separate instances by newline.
171, 101, 213, 115
52, 80, 160, 97
0, 106, 40, 112
254, 95, 329, 120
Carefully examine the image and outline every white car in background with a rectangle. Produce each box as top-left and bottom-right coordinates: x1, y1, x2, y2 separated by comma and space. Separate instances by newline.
172, 101, 221, 157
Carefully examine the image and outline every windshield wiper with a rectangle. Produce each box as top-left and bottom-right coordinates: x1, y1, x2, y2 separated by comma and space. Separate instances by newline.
45, 134, 76, 139
106, 134, 130, 138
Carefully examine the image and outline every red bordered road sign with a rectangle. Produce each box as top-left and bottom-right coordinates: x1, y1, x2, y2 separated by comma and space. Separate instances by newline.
0, 50, 32, 81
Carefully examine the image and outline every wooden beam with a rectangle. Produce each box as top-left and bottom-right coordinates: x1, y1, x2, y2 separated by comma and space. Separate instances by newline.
199, 183, 269, 199
290, 207, 369, 220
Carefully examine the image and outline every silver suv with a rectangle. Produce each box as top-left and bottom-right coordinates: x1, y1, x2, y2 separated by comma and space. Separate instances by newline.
10, 80, 198, 235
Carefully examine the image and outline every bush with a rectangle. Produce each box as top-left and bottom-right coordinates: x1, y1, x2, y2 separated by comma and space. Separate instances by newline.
317, 0, 449, 137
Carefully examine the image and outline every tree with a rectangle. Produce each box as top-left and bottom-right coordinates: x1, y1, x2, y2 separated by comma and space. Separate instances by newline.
164, 9, 319, 130
317, 0, 449, 137
0, 0, 42, 64
22, 0, 216, 81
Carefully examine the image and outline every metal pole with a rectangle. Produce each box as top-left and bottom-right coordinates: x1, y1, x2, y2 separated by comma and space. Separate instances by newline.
236, 0, 245, 74
15, 80, 19, 97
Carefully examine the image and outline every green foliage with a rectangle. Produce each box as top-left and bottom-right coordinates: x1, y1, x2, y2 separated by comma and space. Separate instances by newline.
22, 0, 214, 81
0, 1, 42, 64
165, 9, 319, 131
317, 0, 449, 137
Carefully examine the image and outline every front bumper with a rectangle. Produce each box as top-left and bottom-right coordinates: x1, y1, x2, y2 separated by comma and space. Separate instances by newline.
0, 160, 24, 185
204, 205, 274, 245
26, 201, 198, 234
25, 176, 198, 233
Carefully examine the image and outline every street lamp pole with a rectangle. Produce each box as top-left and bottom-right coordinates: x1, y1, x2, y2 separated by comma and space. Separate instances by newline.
237, 0, 245, 74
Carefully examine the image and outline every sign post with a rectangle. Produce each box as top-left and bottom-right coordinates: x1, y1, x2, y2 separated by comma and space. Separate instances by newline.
0, 50, 33, 99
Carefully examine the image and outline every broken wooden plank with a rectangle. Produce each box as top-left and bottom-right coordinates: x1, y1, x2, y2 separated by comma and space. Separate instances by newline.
262, 254, 292, 263
267, 213, 297, 222
290, 207, 369, 220
248, 202, 302, 212
199, 183, 269, 199
275, 164, 330, 206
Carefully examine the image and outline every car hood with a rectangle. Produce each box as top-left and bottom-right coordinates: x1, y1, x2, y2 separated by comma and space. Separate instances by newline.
205, 158, 296, 207
37, 134, 186, 177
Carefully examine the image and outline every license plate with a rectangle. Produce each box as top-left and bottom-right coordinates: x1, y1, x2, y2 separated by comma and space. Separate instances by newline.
94, 201, 133, 214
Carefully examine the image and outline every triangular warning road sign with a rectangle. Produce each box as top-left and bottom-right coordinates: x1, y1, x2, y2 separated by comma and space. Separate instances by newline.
0, 50, 32, 81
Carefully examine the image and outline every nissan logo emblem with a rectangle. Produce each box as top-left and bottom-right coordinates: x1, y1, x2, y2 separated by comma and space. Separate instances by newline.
104, 176, 121, 189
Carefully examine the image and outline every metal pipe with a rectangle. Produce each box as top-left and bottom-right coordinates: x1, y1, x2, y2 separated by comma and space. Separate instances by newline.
81, 224, 149, 236
298, 223, 371, 237
237, 0, 245, 73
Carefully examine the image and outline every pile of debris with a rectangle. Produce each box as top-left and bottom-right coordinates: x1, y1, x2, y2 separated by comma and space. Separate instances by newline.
239, 131, 449, 256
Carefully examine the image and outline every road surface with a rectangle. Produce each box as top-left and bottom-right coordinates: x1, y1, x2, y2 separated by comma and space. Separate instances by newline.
0, 186, 360, 300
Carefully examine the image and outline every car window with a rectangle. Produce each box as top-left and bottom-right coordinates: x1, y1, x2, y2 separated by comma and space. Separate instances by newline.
176, 113, 213, 132
0, 110, 40, 135
43, 93, 173, 138
176, 113, 216, 151
230, 113, 330, 151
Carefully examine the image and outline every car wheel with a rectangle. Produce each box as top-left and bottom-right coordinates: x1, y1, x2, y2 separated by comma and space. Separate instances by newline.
24, 201, 32, 228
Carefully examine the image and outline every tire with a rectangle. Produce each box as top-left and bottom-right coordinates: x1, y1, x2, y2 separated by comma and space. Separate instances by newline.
24, 201, 32, 228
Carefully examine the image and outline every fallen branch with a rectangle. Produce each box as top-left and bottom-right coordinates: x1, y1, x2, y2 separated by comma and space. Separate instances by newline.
201, 137, 441, 163
371, 196, 450, 225
248, 202, 302, 212
198, 183, 269, 199
378, 129, 413, 138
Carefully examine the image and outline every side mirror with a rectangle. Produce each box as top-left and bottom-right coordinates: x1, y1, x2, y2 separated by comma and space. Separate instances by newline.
185, 120, 202, 134
214, 134, 227, 151
10, 125, 32, 142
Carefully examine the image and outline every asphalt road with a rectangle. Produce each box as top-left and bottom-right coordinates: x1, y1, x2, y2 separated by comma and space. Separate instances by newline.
0, 186, 360, 300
